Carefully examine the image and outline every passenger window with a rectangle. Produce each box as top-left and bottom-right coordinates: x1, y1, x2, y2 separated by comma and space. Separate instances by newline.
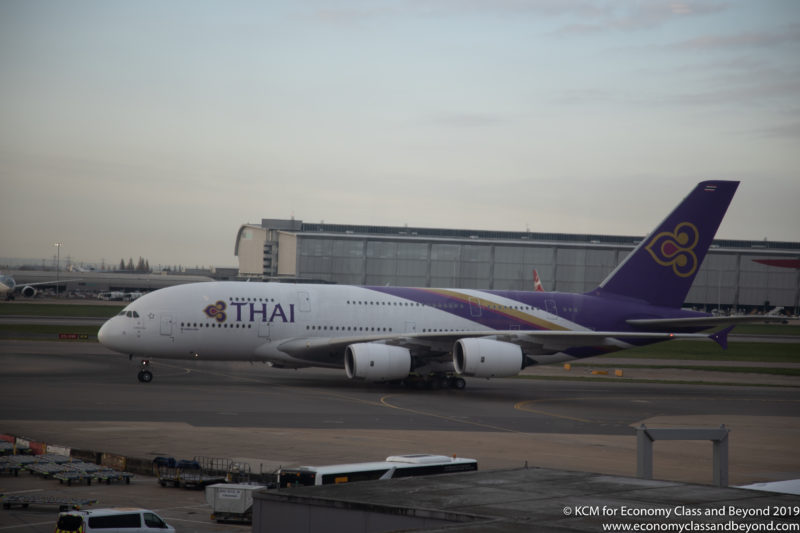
143, 512, 167, 528
88, 513, 141, 528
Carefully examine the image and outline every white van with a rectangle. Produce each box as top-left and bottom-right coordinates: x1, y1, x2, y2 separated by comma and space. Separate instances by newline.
55, 508, 175, 532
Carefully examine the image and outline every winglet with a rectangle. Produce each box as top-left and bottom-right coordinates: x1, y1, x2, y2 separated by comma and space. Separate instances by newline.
709, 325, 735, 349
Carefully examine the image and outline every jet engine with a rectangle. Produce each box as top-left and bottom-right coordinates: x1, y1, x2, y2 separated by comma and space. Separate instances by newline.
20, 286, 37, 298
345, 343, 412, 382
453, 338, 523, 378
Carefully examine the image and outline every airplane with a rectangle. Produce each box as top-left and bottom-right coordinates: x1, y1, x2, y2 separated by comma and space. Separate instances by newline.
99, 180, 760, 387
0, 273, 78, 300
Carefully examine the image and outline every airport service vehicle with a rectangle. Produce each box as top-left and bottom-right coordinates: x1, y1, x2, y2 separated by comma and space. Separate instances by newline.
98, 291, 125, 301
99, 181, 768, 387
55, 508, 174, 532
205, 483, 266, 523
278, 454, 478, 487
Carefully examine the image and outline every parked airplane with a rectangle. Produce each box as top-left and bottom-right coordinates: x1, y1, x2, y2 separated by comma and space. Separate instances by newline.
100, 181, 747, 386
0, 273, 77, 300
533, 269, 544, 292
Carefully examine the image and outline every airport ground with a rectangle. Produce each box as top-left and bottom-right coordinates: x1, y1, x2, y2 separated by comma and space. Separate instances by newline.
1, 302, 799, 532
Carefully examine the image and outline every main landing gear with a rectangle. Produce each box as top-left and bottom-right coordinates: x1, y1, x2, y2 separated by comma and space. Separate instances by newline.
403, 375, 466, 390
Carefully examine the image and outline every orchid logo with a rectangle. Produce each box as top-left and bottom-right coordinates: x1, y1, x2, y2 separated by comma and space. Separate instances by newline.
203, 300, 227, 322
644, 222, 699, 278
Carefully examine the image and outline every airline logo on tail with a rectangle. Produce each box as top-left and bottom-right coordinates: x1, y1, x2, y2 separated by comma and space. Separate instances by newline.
644, 222, 700, 278
533, 269, 544, 292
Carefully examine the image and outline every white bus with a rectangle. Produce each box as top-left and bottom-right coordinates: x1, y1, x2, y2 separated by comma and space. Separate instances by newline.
278, 454, 477, 487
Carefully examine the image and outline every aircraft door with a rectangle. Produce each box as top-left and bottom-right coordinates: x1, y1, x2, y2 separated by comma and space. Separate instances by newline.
545, 299, 558, 317
297, 291, 311, 312
258, 321, 270, 340
160, 314, 174, 336
468, 297, 482, 318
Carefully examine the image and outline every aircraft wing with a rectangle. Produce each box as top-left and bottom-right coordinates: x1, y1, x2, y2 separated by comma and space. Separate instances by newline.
15, 279, 81, 289
627, 315, 785, 332
16, 279, 81, 288
275, 329, 727, 365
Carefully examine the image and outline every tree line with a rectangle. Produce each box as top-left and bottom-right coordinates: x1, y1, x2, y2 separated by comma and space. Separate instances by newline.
119, 258, 151, 272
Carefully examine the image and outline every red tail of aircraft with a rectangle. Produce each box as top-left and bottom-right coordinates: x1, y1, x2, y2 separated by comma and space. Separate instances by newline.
533, 269, 544, 292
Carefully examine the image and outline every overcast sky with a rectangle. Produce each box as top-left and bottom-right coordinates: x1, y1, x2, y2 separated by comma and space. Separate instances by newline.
1, 1, 798, 268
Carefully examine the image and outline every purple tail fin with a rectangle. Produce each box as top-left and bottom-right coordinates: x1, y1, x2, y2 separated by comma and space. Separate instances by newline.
594, 181, 739, 308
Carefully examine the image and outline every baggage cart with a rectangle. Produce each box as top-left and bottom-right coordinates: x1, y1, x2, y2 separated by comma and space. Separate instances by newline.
1, 494, 96, 512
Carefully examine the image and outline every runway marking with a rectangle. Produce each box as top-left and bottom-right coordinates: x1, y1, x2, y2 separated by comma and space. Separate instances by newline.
514, 399, 594, 424
379, 395, 519, 433
154, 361, 389, 408
134, 363, 800, 430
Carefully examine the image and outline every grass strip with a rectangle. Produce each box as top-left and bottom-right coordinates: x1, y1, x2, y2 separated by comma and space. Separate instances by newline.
0, 303, 123, 318
726, 324, 800, 336
0, 324, 99, 338
515, 374, 798, 387
571, 363, 800, 377
600, 341, 800, 363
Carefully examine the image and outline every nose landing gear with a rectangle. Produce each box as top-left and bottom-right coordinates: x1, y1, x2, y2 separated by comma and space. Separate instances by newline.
137, 360, 153, 383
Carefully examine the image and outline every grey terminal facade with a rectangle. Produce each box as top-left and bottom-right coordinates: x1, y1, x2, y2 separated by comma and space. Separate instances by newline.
235, 218, 800, 314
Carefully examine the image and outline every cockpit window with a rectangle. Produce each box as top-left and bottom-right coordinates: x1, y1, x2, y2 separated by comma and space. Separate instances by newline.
119, 310, 140, 318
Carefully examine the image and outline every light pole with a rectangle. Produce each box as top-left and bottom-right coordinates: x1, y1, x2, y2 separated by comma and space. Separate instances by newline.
54, 242, 63, 298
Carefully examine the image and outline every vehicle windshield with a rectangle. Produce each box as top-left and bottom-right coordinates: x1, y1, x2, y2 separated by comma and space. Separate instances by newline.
56, 514, 84, 531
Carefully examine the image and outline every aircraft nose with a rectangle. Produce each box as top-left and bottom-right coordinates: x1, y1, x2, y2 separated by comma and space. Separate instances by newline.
98, 318, 126, 352
97, 320, 111, 346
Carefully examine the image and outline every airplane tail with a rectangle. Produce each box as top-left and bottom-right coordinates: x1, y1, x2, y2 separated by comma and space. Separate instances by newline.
593, 180, 739, 308
533, 269, 544, 292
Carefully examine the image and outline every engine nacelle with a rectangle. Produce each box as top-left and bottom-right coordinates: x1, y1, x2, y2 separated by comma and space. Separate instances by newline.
453, 338, 523, 378
20, 286, 37, 298
345, 343, 412, 382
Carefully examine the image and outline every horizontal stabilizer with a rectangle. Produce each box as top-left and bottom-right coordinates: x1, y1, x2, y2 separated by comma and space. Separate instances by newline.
709, 325, 734, 350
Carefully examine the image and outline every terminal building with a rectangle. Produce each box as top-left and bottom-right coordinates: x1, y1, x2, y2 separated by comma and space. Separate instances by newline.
235, 219, 800, 313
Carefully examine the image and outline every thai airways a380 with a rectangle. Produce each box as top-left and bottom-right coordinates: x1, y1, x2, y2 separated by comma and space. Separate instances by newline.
99, 181, 747, 387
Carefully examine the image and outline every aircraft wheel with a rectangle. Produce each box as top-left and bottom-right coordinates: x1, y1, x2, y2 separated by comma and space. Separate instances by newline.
138, 370, 153, 383
450, 377, 466, 390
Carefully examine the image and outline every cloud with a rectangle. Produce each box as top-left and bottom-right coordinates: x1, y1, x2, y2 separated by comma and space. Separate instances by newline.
752, 121, 800, 139
306, 0, 724, 31
671, 23, 800, 50
555, 0, 726, 34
